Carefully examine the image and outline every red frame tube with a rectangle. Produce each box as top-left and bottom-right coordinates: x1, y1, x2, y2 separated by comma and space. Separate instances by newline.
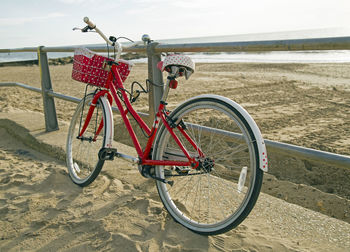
80, 64, 204, 167
177, 125, 204, 157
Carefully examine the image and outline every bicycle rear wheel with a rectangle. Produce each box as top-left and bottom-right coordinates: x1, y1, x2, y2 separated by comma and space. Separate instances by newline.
66, 93, 106, 187
153, 96, 263, 235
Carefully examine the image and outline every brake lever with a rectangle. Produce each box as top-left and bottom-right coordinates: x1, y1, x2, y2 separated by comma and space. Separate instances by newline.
81, 25, 90, 32
72, 25, 91, 33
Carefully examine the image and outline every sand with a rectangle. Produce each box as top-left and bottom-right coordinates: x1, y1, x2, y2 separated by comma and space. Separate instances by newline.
0, 62, 349, 251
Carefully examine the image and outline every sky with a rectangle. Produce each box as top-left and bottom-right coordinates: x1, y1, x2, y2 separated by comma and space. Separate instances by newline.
1, 0, 350, 48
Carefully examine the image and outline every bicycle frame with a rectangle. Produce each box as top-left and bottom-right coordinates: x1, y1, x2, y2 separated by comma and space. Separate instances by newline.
78, 63, 203, 168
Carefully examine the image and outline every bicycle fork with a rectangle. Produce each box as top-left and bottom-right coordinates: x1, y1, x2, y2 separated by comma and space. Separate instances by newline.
82, 91, 142, 164
78, 90, 113, 145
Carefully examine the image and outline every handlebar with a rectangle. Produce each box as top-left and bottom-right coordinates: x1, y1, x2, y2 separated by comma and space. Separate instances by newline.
83, 17, 96, 29
83, 17, 122, 59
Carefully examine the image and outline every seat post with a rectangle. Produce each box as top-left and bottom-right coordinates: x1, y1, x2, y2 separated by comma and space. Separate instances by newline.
160, 76, 172, 103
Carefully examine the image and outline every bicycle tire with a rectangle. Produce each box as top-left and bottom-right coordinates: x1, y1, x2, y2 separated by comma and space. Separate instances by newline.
66, 93, 106, 187
153, 95, 263, 235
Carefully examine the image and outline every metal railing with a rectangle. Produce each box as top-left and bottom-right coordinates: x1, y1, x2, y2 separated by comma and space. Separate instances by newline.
1, 35, 350, 169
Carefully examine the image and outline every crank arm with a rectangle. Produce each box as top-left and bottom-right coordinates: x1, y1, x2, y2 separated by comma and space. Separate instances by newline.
150, 174, 174, 186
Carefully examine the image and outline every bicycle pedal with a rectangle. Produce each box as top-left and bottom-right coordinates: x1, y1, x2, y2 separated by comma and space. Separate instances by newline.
98, 147, 118, 161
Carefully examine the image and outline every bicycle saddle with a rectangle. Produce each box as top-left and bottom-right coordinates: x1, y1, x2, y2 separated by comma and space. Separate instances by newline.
157, 54, 195, 80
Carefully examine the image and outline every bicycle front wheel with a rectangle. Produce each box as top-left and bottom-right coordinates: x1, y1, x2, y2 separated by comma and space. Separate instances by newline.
66, 93, 107, 187
153, 96, 263, 235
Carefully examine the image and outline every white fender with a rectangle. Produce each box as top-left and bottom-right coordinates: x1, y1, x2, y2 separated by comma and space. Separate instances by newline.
99, 95, 114, 148
181, 94, 268, 172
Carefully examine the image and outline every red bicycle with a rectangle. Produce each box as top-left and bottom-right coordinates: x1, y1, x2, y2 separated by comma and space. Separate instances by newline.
66, 17, 268, 235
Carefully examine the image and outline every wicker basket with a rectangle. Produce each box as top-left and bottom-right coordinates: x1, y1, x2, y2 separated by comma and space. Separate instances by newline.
72, 47, 132, 87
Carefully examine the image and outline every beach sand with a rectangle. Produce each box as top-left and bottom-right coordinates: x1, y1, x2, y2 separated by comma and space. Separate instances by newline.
0, 62, 349, 251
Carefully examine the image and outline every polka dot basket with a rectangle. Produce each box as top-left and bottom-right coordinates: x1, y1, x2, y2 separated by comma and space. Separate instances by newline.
72, 47, 133, 88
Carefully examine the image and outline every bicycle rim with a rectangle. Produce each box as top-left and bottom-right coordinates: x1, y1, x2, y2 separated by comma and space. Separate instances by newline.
154, 97, 262, 235
66, 93, 106, 186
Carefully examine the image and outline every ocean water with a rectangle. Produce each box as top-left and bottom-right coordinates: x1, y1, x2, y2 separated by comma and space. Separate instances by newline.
1, 28, 350, 63
2, 50, 350, 64
132, 50, 350, 64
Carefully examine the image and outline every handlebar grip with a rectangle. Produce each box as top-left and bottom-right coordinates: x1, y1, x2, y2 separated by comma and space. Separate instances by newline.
83, 17, 96, 29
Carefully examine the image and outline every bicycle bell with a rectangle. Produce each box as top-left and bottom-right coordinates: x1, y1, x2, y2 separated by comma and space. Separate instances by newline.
142, 34, 151, 44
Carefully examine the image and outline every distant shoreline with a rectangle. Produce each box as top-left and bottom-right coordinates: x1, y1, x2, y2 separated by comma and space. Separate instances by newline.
0, 57, 72, 67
